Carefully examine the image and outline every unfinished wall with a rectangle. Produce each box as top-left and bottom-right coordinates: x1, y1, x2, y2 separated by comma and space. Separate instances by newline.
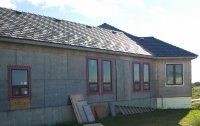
0, 41, 157, 125
156, 59, 192, 109
156, 59, 192, 97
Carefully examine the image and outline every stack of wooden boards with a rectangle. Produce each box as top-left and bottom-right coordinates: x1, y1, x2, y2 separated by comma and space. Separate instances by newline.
70, 94, 95, 123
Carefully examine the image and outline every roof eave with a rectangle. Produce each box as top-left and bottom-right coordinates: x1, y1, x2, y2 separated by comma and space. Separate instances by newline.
0, 36, 152, 59
154, 56, 198, 60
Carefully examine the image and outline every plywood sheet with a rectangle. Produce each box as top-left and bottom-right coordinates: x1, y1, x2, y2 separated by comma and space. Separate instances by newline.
94, 104, 108, 119
83, 105, 95, 122
70, 94, 85, 123
10, 98, 30, 110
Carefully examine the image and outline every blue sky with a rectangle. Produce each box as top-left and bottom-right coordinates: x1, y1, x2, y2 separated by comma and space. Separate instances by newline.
1, 0, 200, 82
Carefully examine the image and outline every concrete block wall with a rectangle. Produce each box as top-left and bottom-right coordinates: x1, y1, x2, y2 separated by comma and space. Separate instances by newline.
0, 105, 75, 126
156, 59, 192, 97
0, 42, 158, 125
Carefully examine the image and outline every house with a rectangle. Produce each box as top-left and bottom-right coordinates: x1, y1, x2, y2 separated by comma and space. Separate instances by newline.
0, 7, 198, 126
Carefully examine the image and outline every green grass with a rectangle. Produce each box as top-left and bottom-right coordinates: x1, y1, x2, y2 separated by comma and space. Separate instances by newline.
55, 108, 200, 126
192, 86, 200, 99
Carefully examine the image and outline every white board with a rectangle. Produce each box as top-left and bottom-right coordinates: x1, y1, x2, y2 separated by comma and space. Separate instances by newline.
83, 105, 95, 122
77, 101, 88, 123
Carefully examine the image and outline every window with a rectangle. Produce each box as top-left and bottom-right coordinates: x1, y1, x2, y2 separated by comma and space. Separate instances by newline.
8, 66, 31, 98
102, 60, 112, 92
166, 64, 183, 85
143, 64, 150, 90
87, 59, 99, 93
87, 58, 113, 95
133, 63, 141, 91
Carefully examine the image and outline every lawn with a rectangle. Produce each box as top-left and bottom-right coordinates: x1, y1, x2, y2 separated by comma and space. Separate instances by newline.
55, 88, 200, 126
55, 106, 200, 126
192, 86, 200, 99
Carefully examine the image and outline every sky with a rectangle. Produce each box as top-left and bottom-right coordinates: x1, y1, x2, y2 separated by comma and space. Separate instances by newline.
1, 0, 200, 82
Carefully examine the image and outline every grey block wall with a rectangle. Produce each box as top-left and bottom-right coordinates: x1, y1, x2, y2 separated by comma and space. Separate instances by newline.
0, 42, 158, 125
0, 105, 75, 126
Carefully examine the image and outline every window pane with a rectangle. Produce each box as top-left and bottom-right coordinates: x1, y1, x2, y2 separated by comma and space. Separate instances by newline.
143, 64, 149, 83
12, 87, 20, 96
143, 83, 149, 90
89, 83, 98, 92
134, 83, 140, 90
21, 88, 28, 95
103, 61, 111, 83
166, 65, 173, 84
103, 83, 111, 91
12, 70, 28, 85
134, 64, 140, 82
88, 59, 98, 83
175, 65, 183, 84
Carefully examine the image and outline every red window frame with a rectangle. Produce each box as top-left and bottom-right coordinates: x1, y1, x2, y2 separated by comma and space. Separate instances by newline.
132, 63, 141, 91
101, 59, 113, 94
166, 64, 183, 85
7, 65, 32, 99
86, 58, 100, 95
143, 63, 150, 91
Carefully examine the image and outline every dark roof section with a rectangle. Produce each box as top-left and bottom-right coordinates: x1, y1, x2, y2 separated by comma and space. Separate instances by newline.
0, 7, 150, 56
99, 23, 198, 58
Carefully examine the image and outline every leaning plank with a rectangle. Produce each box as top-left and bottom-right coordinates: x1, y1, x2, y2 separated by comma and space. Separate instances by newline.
76, 101, 88, 123
83, 105, 95, 122
70, 94, 85, 123
119, 106, 125, 115
94, 104, 108, 119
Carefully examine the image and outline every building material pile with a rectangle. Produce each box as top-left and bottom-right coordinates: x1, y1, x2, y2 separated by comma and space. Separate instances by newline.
70, 94, 95, 123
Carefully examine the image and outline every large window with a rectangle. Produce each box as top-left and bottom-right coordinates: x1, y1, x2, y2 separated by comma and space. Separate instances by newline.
8, 66, 31, 98
143, 64, 150, 90
102, 60, 112, 92
133, 63, 141, 91
87, 58, 112, 95
133, 63, 150, 91
166, 64, 183, 85
88, 59, 99, 93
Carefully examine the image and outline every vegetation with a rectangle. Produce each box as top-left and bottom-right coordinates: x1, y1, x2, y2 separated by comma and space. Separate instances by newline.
192, 86, 200, 99
54, 86, 200, 126
193, 82, 200, 86
55, 107, 200, 126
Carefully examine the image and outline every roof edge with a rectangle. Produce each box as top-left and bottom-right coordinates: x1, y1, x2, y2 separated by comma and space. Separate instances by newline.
0, 36, 153, 59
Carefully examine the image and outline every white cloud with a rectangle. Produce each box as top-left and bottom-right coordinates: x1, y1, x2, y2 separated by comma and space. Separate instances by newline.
0, 0, 16, 9
24, 0, 145, 18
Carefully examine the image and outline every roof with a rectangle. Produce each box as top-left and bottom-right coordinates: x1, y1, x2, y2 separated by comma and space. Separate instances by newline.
0, 7, 150, 56
99, 23, 198, 58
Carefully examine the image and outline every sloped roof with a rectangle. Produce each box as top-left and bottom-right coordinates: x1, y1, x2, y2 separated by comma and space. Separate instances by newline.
99, 23, 198, 58
0, 7, 150, 56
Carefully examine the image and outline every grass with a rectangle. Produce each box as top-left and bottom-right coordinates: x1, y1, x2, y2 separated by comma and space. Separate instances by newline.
54, 87, 200, 126
192, 86, 200, 99
55, 107, 200, 126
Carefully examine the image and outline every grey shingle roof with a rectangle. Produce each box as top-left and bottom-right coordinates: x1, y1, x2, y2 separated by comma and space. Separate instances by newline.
99, 23, 198, 58
0, 7, 150, 56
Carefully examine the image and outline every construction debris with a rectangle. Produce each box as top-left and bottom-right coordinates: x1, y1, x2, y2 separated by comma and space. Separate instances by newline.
93, 104, 108, 119
70, 94, 95, 123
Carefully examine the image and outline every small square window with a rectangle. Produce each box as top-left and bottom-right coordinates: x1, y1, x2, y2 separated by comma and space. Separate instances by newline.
8, 66, 31, 99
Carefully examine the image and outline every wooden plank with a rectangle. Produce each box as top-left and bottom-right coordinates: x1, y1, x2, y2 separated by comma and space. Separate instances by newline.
76, 101, 88, 123
94, 104, 108, 119
119, 106, 125, 115
70, 94, 85, 123
10, 98, 30, 110
83, 105, 95, 122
